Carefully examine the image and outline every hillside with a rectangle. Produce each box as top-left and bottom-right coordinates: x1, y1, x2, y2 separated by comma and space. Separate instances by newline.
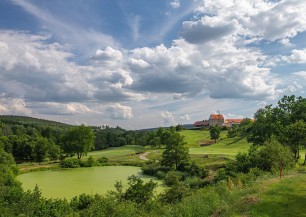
0, 115, 72, 128
180, 129, 251, 156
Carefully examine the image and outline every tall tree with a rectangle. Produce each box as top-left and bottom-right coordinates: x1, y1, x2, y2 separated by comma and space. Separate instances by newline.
63, 125, 95, 159
210, 126, 221, 142
285, 120, 306, 162
248, 95, 306, 160
34, 137, 48, 163
161, 131, 189, 170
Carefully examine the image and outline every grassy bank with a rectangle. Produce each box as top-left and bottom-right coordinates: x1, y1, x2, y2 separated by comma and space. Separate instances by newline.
249, 172, 306, 217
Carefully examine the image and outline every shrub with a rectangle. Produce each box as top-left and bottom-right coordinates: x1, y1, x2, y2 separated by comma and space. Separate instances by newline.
249, 140, 294, 172
235, 152, 252, 173
164, 171, 184, 186
187, 162, 208, 178
141, 164, 171, 177
84, 156, 96, 167
97, 156, 108, 164
156, 170, 166, 179
159, 183, 190, 204
184, 176, 209, 189
234, 140, 294, 173
214, 168, 228, 182
60, 158, 80, 168
70, 193, 95, 210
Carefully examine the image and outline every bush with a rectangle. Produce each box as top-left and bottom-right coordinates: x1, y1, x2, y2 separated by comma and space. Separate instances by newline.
250, 140, 294, 172
164, 171, 184, 186
187, 162, 208, 178
214, 168, 228, 182
84, 156, 96, 167
184, 176, 209, 189
60, 158, 80, 168
156, 170, 166, 179
235, 152, 252, 173
141, 164, 171, 177
159, 183, 190, 204
70, 193, 95, 210
233, 140, 294, 174
97, 156, 108, 164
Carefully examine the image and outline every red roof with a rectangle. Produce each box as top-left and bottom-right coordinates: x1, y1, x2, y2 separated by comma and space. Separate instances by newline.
225, 119, 243, 123
209, 114, 224, 120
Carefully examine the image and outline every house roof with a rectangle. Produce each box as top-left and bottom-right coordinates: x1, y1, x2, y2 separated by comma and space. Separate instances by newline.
209, 114, 224, 120
225, 119, 243, 123
193, 120, 209, 126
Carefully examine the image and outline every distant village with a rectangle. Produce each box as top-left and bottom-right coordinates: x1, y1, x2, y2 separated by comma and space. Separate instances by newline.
193, 114, 245, 128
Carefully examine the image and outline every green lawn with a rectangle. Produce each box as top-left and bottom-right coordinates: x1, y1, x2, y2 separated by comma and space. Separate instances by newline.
249, 173, 306, 217
87, 145, 145, 158
180, 130, 211, 147
180, 130, 251, 159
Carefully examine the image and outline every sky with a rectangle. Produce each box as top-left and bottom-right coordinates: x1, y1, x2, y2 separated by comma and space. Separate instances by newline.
0, 0, 306, 129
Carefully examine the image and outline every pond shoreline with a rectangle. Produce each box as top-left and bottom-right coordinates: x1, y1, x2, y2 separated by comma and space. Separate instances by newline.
17, 165, 163, 200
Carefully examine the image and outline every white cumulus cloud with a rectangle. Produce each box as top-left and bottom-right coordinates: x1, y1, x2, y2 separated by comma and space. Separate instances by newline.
109, 104, 133, 120
161, 111, 176, 125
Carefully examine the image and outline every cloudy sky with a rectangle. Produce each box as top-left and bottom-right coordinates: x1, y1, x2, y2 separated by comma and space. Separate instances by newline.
0, 0, 306, 129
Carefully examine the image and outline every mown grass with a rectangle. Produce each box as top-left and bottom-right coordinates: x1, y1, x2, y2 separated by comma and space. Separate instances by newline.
87, 145, 145, 158
180, 130, 251, 160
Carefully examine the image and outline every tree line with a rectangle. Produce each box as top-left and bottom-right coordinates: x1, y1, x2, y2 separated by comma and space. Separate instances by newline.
0, 116, 186, 163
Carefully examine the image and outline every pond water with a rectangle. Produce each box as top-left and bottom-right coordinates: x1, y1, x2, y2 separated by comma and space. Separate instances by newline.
17, 166, 163, 200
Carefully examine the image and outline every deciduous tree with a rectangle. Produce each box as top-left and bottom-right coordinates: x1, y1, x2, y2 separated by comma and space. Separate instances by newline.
210, 126, 221, 142
63, 125, 95, 159
161, 131, 189, 170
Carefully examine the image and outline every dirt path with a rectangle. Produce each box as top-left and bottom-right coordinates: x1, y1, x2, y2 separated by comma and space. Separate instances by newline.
139, 152, 150, 160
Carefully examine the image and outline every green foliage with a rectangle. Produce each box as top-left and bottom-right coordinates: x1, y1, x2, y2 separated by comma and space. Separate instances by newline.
248, 95, 306, 160
164, 171, 184, 186
60, 158, 80, 168
156, 170, 166, 179
251, 140, 294, 172
175, 124, 185, 131
34, 137, 49, 163
234, 140, 294, 173
47, 141, 60, 161
227, 127, 239, 138
210, 126, 221, 141
70, 193, 95, 210
184, 176, 208, 189
123, 176, 157, 205
141, 163, 171, 176
85, 156, 96, 167
62, 125, 95, 159
161, 131, 189, 170
97, 156, 109, 164
110, 175, 157, 206
186, 161, 208, 178
285, 120, 306, 160
159, 183, 190, 204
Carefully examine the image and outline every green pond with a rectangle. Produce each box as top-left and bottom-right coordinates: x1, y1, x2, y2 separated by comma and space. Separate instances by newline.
18, 166, 163, 200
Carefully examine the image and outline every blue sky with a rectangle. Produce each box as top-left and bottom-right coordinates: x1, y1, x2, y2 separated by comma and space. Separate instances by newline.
1, 0, 306, 129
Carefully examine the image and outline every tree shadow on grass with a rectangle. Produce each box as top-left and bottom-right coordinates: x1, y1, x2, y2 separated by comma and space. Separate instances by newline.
225, 136, 246, 146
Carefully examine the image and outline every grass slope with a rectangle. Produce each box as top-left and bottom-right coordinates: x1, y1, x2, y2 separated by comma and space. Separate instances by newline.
87, 145, 146, 164
250, 173, 306, 217
87, 145, 144, 158
180, 130, 251, 158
